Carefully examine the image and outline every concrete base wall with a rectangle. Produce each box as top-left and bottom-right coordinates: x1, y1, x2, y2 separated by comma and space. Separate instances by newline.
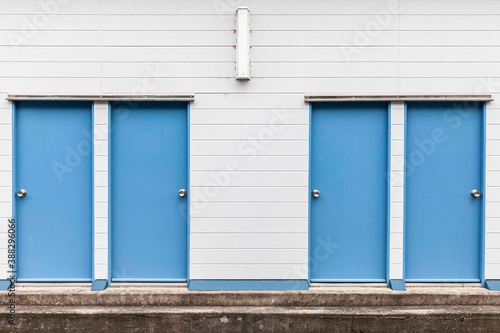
7, 306, 500, 333
3, 285, 500, 332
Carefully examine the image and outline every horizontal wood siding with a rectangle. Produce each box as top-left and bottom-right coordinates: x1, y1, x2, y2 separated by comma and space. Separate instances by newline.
0, 0, 499, 281
0, 98, 11, 279
93, 102, 109, 280
390, 101, 405, 280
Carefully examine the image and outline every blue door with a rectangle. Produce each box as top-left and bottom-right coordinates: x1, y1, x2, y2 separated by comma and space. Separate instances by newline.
310, 102, 388, 282
16, 101, 93, 281
405, 102, 483, 282
111, 102, 188, 281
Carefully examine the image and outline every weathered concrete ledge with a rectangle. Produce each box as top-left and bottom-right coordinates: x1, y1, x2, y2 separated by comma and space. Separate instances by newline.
8, 283, 500, 307
2, 284, 500, 332
6, 305, 500, 333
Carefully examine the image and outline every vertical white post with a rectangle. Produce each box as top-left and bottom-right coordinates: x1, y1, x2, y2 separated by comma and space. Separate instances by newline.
389, 101, 405, 288
236, 7, 250, 80
93, 101, 109, 282
485, 105, 500, 285
0, 101, 12, 283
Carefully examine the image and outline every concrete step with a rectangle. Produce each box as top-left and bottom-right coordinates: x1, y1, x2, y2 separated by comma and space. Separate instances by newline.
3, 284, 500, 332
10, 283, 500, 307
5, 305, 500, 332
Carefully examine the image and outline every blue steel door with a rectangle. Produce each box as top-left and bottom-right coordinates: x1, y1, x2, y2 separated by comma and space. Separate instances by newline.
406, 102, 483, 282
310, 102, 388, 282
16, 101, 93, 281
111, 102, 188, 281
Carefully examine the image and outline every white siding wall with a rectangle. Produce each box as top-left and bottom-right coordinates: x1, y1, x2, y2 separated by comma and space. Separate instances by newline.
0, 98, 11, 280
390, 101, 405, 280
93, 102, 109, 280
486, 101, 500, 279
190, 96, 309, 279
0, 0, 499, 281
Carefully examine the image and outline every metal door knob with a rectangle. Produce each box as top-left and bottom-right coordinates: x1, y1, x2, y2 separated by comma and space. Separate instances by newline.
312, 189, 320, 198
178, 189, 187, 197
17, 189, 27, 198
471, 189, 481, 198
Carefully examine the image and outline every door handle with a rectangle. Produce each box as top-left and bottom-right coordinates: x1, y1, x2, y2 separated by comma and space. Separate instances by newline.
312, 189, 320, 198
17, 189, 27, 198
178, 189, 187, 197
471, 189, 481, 198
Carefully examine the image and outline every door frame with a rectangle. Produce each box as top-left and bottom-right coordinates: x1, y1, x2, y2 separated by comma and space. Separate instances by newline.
402, 101, 486, 284
107, 101, 190, 285
13, 101, 94, 282
308, 102, 391, 283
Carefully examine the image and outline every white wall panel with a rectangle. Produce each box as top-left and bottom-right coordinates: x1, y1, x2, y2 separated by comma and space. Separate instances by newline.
0, 102, 11, 280
191, 141, 308, 156
252, 47, 399, 62
251, 62, 398, 78
487, 125, 500, 139
486, 187, 500, 199
400, 15, 500, 31
399, 47, 500, 63
190, 91, 308, 278
252, 31, 398, 47
486, 218, 500, 233
400, 31, 500, 46
0, 0, 499, 283
0, 46, 101, 62
102, 78, 399, 94
400, 0, 500, 14
102, 31, 234, 47
0, 124, 12, 140
190, 264, 307, 280
191, 125, 308, 140
0, 62, 101, 78
101, 47, 235, 62
193, 94, 306, 108
191, 234, 307, 249
191, 249, 306, 264
0, 31, 101, 46
191, 156, 308, 172
399, 78, 497, 94
102, 62, 235, 78
93, 102, 108, 280
0, 78, 101, 93
486, 101, 500, 279
101, 15, 234, 31
0, 0, 100, 14
0, 14, 101, 30
487, 141, 500, 155
191, 218, 307, 233
191, 203, 308, 219
251, 14, 399, 31
399, 63, 500, 78
487, 172, 500, 187
98, 0, 396, 15
389, 101, 405, 280
190, 171, 308, 187
190, 109, 307, 124
190, 187, 306, 203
